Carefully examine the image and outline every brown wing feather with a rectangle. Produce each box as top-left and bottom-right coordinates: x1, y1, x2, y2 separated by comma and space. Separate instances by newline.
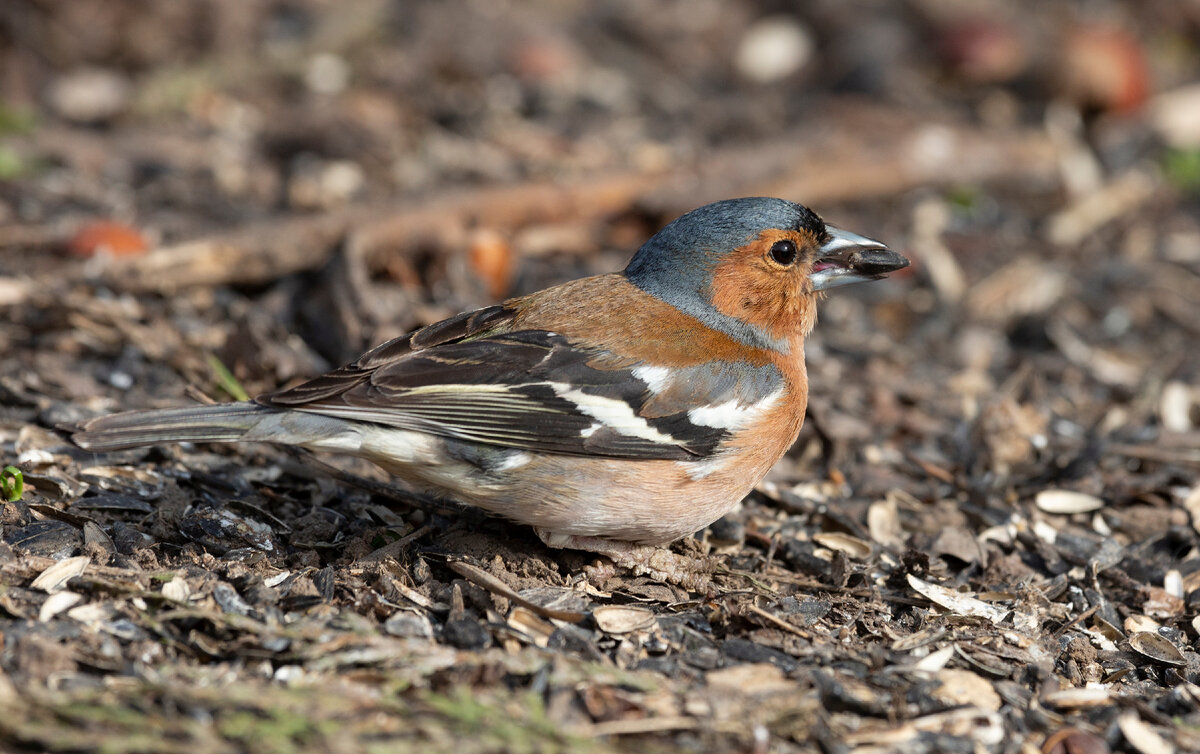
255, 297, 783, 460
259, 304, 515, 406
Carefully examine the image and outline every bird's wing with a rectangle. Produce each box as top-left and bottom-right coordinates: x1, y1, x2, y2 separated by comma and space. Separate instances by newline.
258, 307, 784, 461
258, 304, 517, 405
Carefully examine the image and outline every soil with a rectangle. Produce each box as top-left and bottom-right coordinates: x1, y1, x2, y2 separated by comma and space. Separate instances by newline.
2, 1, 1200, 752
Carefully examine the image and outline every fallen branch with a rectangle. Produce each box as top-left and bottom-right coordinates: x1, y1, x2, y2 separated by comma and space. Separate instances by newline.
73, 105, 1062, 293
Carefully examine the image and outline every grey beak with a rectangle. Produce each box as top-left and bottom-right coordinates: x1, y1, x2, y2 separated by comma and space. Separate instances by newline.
810, 227, 909, 291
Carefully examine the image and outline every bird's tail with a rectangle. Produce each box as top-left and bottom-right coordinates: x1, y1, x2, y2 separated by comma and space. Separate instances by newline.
72, 402, 273, 452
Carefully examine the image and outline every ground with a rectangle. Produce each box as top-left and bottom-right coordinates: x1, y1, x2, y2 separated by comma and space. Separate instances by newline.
1, 1, 1200, 752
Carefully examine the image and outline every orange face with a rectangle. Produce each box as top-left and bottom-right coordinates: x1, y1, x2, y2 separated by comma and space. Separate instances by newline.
708, 228, 823, 345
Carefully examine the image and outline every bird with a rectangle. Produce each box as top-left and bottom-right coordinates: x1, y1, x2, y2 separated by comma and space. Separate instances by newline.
73, 197, 908, 588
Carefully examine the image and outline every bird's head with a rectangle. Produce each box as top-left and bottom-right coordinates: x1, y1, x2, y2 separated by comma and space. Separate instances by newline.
624, 197, 908, 351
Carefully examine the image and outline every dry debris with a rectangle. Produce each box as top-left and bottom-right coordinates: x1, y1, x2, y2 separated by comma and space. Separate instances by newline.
2, 1, 1200, 752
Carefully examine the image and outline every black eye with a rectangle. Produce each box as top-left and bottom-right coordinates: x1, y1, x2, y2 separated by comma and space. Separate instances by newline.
769, 239, 797, 265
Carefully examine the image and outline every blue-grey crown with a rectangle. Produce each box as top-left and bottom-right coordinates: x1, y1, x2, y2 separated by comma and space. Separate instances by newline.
624, 197, 825, 352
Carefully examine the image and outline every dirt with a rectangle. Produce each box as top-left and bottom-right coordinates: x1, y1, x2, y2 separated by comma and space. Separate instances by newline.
2, 1, 1200, 752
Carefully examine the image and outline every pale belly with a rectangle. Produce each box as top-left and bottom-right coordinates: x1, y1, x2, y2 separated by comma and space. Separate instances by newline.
286, 413, 798, 545
367, 433, 782, 544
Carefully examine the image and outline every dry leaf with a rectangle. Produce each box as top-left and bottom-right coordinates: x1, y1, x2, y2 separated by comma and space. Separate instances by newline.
467, 229, 515, 299
68, 220, 149, 258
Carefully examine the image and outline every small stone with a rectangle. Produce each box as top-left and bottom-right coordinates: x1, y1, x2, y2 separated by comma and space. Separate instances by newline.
1152, 83, 1200, 149
442, 617, 491, 649
385, 609, 434, 640
1161, 381, 1198, 433
735, 16, 814, 83
47, 67, 131, 123
706, 515, 745, 546
305, 53, 350, 94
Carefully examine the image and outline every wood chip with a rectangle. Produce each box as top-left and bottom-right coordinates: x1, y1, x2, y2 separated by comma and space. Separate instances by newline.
743, 603, 812, 640
933, 669, 1002, 711
1128, 632, 1186, 667
969, 258, 1068, 324
584, 717, 699, 738
812, 531, 872, 559
892, 625, 947, 652
1151, 82, 1200, 149
29, 556, 90, 593
591, 605, 656, 635
1118, 712, 1176, 754
1184, 486, 1200, 535
1160, 381, 1198, 433
911, 708, 1004, 746
1046, 168, 1158, 247
867, 498, 905, 549
1035, 490, 1105, 514
913, 645, 955, 672
38, 591, 83, 622
390, 579, 447, 613
1125, 615, 1161, 634
506, 607, 556, 648
907, 574, 1009, 625
161, 578, 191, 603
1143, 586, 1185, 619
705, 663, 794, 696
0, 277, 34, 307
1043, 686, 1115, 709
1042, 728, 1109, 754
446, 559, 586, 623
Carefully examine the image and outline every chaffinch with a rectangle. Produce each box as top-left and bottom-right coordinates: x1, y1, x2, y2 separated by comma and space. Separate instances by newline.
74, 197, 908, 587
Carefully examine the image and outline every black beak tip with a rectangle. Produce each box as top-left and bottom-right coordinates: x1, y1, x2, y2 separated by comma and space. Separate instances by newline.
849, 247, 910, 277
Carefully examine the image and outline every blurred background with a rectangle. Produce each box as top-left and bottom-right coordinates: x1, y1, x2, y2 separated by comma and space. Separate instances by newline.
2, 1, 1200, 750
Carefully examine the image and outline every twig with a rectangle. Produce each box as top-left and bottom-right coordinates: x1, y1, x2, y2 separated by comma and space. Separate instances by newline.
743, 602, 813, 640
1108, 443, 1200, 467
1051, 603, 1100, 639
356, 525, 433, 564
445, 559, 587, 623
582, 717, 699, 737
66, 110, 1062, 293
